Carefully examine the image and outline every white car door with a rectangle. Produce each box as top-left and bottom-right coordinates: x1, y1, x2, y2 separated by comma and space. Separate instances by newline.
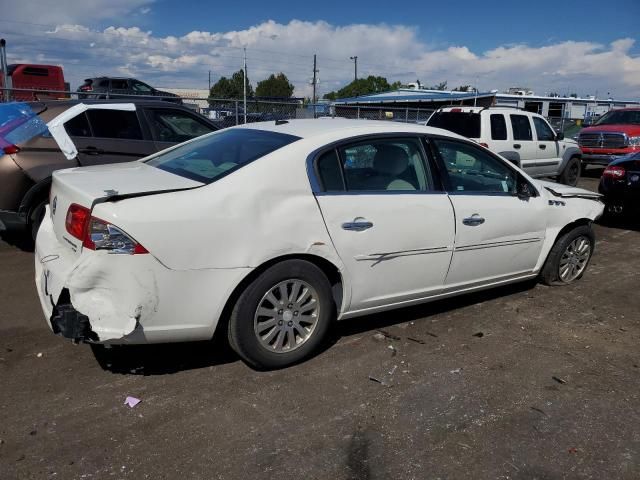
313, 136, 455, 312
508, 113, 539, 174
429, 137, 547, 288
532, 116, 562, 174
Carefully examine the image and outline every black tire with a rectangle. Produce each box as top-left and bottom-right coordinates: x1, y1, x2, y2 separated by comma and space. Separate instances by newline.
29, 200, 47, 242
558, 156, 581, 186
540, 225, 595, 286
228, 260, 334, 370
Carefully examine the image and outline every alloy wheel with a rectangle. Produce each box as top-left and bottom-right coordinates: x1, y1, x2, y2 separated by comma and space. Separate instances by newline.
253, 279, 320, 353
558, 235, 591, 282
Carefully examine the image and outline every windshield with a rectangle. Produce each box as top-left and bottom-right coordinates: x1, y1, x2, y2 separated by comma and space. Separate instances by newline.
146, 128, 300, 184
594, 110, 640, 126
0, 102, 48, 149
427, 112, 481, 138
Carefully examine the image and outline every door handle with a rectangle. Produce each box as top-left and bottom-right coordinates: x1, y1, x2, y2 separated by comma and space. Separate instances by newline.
462, 214, 485, 226
79, 146, 104, 155
539, 144, 547, 149
342, 220, 373, 231
513, 144, 521, 149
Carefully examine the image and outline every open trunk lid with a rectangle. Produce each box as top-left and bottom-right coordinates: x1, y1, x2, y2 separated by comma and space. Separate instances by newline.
49, 161, 203, 255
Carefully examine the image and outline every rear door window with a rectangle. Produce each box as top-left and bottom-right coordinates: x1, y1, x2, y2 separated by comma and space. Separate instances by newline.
87, 110, 143, 140
110, 79, 129, 90
316, 137, 433, 192
490, 114, 507, 140
427, 112, 481, 138
510, 115, 533, 141
65, 112, 92, 137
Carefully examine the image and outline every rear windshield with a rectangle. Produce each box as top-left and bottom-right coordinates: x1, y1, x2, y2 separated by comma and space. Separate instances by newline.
146, 128, 300, 184
594, 110, 640, 126
427, 112, 481, 138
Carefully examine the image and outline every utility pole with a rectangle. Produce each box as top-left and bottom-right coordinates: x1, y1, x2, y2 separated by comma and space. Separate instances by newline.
243, 47, 247, 124
0, 39, 8, 102
350, 56, 358, 81
208, 70, 211, 91
312, 54, 318, 116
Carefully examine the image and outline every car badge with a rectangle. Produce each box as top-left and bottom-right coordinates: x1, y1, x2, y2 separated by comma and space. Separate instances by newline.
51, 196, 57, 216
631, 174, 639, 182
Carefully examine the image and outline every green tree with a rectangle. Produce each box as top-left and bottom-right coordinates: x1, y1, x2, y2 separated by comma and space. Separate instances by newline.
323, 75, 393, 100
425, 81, 448, 90
452, 85, 473, 92
255, 73, 295, 98
209, 70, 253, 100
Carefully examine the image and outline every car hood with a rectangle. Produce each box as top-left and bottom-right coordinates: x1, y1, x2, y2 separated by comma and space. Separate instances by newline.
580, 124, 640, 136
536, 180, 602, 199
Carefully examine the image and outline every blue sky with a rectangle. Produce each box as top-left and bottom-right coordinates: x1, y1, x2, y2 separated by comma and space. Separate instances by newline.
3, 0, 640, 98
145, 0, 640, 54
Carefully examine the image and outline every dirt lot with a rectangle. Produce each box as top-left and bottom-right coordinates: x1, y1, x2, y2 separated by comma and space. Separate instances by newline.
1, 173, 639, 480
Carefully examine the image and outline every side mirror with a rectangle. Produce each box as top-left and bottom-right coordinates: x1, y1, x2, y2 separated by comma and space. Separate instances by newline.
556, 132, 564, 141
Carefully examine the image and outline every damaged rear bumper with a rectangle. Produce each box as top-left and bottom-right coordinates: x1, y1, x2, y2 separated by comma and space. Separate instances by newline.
50, 298, 99, 343
35, 209, 251, 345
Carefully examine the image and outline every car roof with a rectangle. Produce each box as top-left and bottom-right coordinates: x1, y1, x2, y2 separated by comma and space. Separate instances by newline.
234, 118, 463, 140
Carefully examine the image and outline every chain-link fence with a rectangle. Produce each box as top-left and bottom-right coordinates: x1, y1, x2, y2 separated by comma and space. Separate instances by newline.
0, 87, 582, 135
334, 105, 435, 123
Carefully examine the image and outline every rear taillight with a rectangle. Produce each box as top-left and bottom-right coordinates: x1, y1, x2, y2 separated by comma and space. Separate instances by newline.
3, 144, 20, 155
83, 216, 148, 254
602, 165, 626, 179
79, 85, 93, 92
64, 204, 148, 254
65, 204, 91, 240
479, 142, 489, 148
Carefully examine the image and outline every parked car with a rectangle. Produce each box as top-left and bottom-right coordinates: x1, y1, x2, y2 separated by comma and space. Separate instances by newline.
426, 107, 582, 186
77, 77, 181, 103
578, 108, 640, 167
0, 64, 66, 101
0, 100, 219, 240
35, 119, 603, 369
598, 151, 640, 216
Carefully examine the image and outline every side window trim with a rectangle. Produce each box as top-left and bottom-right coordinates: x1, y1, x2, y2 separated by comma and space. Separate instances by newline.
309, 133, 443, 195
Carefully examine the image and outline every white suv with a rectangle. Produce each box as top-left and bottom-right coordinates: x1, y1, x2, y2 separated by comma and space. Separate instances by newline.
426, 107, 582, 186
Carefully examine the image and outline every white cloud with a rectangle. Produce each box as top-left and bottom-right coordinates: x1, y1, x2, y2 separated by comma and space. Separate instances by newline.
4, 18, 640, 99
6, 0, 154, 25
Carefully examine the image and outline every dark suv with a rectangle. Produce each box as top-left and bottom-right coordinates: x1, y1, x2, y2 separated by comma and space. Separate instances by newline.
77, 77, 181, 103
0, 100, 218, 240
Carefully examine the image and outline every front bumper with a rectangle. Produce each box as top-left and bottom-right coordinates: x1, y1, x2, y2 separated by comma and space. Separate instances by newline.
581, 150, 638, 166
35, 209, 252, 345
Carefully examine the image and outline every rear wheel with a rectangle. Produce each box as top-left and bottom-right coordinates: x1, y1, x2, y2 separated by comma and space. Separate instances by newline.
228, 260, 334, 369
558, 156, 581, 186
540, 225, 594, 285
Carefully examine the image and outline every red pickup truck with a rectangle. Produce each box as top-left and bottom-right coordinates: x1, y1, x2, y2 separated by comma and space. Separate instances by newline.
578, 108, 640, 166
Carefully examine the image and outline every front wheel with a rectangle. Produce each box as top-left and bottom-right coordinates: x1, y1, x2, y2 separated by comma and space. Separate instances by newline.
227, 260, 334, 369
540, 225, 595, 285
558, 156, 581, 187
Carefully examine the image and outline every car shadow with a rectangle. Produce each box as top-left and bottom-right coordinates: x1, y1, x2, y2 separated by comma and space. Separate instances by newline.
597, 214, 640, 232
582, 166, 604, 179
95, 279, 538, 375
0, 231, 35, 252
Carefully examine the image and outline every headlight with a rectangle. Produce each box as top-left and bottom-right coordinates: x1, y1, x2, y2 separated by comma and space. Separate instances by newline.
629, 136, 640, 147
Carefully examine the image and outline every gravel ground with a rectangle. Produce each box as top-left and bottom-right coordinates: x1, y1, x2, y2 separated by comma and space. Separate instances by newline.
1, 173, 639, 480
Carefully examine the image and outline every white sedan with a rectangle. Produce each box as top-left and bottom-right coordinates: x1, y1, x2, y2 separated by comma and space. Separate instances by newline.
35, 119, 604, 369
